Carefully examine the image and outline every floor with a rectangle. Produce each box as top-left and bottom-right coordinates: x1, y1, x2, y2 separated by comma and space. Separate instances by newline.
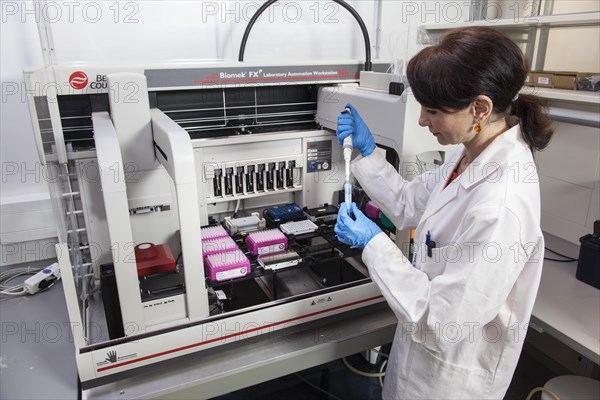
212, 343, 557, 400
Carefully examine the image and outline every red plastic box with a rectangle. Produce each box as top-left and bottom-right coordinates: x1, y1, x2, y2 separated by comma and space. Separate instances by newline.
135, 243, 176, 277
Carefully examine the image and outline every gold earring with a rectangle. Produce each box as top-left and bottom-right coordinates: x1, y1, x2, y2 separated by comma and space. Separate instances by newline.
474, 123, 482, 133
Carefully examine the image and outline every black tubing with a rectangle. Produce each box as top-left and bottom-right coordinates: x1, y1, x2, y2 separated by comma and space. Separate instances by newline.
238, 0, 372, 71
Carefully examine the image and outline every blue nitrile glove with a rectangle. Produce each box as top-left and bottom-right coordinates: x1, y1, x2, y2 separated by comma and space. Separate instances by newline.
335, 202, 382, 248
336, 103, 376, 157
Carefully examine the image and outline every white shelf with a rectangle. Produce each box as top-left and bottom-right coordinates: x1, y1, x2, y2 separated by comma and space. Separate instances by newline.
521, 88, 600, 126
521, 87, 600, 105
421, 11, 600, 32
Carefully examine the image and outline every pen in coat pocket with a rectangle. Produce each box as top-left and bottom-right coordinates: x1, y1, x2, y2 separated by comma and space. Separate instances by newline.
426, 230, 436, 258
408, 229, 415, 263
427, 240, 437, 258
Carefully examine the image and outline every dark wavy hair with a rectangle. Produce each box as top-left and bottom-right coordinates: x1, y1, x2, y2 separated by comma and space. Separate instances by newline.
407, 26, 554, 151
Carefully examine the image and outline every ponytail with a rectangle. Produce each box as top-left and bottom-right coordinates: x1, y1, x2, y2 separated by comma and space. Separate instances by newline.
510, 94, 554, 152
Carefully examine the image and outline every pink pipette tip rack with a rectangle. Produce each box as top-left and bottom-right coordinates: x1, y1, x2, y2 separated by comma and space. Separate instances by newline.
245, 229, 288, 256
204, 249, 251, 282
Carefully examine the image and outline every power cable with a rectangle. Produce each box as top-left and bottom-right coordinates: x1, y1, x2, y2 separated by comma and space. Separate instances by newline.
0, 266, 44, 296
239, 0, 373, 71
544, 247, 577, 262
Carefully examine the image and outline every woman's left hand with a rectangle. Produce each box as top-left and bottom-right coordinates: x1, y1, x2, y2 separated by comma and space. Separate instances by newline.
335, 203, 382, 248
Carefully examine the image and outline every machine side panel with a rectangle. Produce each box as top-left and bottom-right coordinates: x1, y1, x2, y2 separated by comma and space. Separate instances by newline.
107, 73, 156, 172
151, 109, 209, 320
92, 112, 146, 333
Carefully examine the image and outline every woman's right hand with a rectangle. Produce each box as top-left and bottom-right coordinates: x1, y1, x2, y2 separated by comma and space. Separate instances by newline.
336, 103, 376, 157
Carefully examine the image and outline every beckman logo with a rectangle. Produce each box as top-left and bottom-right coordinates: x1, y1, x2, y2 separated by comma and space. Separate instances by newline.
69, 71, 88, 90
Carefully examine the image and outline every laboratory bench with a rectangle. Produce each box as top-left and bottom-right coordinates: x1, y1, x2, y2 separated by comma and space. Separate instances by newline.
0, 232, 598, 399
530, 233, 600, 366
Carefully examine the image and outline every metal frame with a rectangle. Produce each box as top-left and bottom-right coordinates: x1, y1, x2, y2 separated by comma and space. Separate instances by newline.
534, 0, 554, 70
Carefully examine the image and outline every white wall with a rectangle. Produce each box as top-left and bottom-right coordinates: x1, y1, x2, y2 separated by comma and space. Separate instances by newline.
537, 121, 600, 244
544, 0, 600, 72
43, 0, 371, 64
1, 0, 56, 265
1, 1, 46, 199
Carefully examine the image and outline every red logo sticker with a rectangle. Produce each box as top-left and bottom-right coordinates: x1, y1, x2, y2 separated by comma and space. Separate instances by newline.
69, 71, 88, 90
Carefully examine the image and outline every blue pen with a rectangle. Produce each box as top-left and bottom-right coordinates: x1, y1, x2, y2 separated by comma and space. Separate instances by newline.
426, 231, 434, 258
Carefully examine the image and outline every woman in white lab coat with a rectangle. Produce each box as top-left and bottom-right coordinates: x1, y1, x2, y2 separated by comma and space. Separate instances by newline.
335, 27, 554, 399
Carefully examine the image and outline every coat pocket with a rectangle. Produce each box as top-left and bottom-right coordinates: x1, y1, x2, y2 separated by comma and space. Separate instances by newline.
417, 245, 450, 280
405, 343, 492, 399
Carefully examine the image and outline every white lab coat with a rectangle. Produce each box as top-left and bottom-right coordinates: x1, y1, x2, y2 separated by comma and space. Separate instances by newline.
352, 125, 544, 399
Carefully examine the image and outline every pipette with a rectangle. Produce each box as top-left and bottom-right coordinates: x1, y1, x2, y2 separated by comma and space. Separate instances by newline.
341, 108, 353, 216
